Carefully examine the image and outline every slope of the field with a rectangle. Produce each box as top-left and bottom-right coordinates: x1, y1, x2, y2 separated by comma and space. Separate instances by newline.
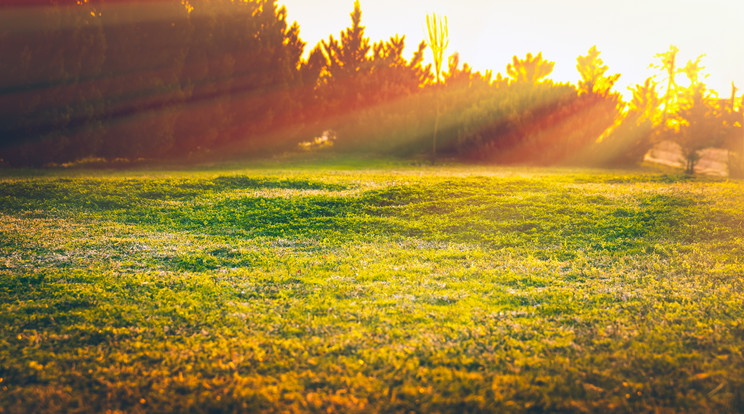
1, 164, 743, 413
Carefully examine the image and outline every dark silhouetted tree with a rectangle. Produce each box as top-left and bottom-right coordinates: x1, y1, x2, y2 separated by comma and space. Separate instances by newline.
303, 1, 433, 152
0, 1, 106, 165
99, 0, 190, 158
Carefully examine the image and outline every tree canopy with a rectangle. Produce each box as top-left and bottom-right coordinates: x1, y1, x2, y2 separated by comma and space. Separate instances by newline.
0, 1, 741, 173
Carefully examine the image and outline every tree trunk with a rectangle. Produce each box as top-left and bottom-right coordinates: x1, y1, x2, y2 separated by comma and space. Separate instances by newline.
685, 150, 698, 175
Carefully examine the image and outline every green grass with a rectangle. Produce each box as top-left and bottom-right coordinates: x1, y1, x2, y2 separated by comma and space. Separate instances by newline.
1, 162, 743, 412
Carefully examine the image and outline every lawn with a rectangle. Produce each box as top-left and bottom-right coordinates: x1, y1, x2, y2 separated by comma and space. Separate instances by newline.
1, 162, 743, 413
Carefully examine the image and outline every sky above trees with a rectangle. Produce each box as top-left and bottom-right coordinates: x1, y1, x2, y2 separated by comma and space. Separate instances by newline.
279, 0, 744, 99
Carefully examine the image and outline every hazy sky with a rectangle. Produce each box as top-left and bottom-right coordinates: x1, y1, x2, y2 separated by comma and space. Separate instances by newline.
278, 0, 744, 99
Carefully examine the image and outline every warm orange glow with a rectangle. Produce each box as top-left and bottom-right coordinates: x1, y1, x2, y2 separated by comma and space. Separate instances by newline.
279, 0, 744, 99
0, 0, 741, 168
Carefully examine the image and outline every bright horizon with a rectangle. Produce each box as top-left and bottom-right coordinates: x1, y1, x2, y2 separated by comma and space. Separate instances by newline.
279, 0, 744, 100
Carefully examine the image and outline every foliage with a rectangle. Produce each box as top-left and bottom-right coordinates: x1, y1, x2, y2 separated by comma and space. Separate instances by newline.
1, 3, 742, 172
674, 84, 727, 173
591, 113, 655, 168
652, 45, 681, 122
0, 2, 106, 166
594, 47, 743, 172
425, 54, 494, 155
577, 46, 620, 96
304, 2, 433, 153
506, 52, 555, 84
0, 0, 303, 165
590, 78, 660, 167
318, 0, 372, 114
725, 88, 744, 177
1, 164, 744, 412
455, 49, 620, 165
654, 54, 734, 174
628, 78, 662, 121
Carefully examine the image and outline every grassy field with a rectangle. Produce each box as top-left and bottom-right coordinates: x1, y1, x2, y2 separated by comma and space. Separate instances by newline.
1, 161, 743, 413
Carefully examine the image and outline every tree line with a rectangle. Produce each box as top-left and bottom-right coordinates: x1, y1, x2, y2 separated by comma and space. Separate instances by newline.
1, 0, 305, 166
1, 0, 742, 173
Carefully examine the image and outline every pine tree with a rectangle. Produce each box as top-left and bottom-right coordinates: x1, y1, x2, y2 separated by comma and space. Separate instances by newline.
322, 0, 370, 81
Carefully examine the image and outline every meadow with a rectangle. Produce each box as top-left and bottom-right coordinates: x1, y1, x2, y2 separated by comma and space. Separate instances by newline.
1, 161, 743, 413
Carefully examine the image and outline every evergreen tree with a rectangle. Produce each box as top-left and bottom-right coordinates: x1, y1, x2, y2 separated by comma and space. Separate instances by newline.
318, 0, 372, 116
99, 0, 190, 158
304, 0, 433, 151
0, 0, 307, 164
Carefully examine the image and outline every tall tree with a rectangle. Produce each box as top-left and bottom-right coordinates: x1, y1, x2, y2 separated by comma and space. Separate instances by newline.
591, 77, 661, 167
99, 0, 190, 158
318, 0, 371, 115
0, 0, 107, 165
653, 45, 680, 125
1, 0, 307, 165
304, 1, 433, 152
426, 12, 448, 160
322, 0, 370, 79
673, 58, 727, 174
370, 35, 430, 100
